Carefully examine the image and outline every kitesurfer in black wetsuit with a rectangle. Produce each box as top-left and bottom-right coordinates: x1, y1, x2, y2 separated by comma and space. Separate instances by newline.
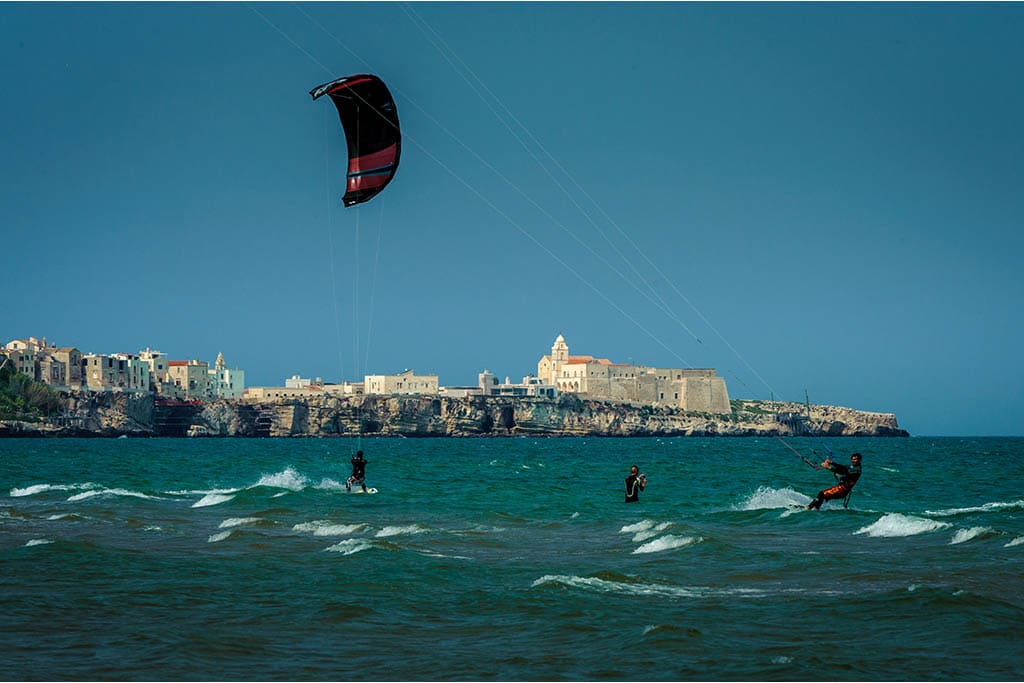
625, 465, 647, 503
806, 452, 862, 509
346, 450, 368, 493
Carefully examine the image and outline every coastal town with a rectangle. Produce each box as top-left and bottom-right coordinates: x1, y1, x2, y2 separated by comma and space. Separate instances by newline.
1, 333, 732, 413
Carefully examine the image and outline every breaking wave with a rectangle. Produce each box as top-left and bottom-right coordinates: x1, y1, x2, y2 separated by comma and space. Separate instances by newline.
949, 527, 995, 545
376, 524, 428, 538
532, 574, 766, 599
325, 538, 378, 555
218, 517, 264, 529
11, 482, 98, 497
924, 500, 1024, 517
737, 486, 810, 510
633, 535, 703, 554
192, 493, 235, 508
67, 488, 164, 502
293, 520, 366, 536
854, 513, 951, 538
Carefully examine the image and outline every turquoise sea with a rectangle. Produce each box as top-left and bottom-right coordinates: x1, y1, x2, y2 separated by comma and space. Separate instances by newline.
2, 436, 1022, 681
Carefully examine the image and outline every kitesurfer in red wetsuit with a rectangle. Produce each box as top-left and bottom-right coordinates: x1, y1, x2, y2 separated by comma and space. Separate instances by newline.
806, 452, 862, 509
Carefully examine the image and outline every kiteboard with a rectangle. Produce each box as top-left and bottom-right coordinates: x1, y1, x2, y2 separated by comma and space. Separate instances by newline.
353, 488, 378, 495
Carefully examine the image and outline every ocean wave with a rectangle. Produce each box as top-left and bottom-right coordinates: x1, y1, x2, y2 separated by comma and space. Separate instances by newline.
192, 493, 235, 508
375, 524, 428, 538
252, 467, 308, 491
633, 522, 674, 543
314, 478, 347, 491
632, 535, 703, 554
11, 482, 99, 497
166, 487, 239, 496
67, 488, 164, 502
218, 517, 265, 529
24, 539, 53, 547
1004, 536, 1024, 548
207, 530, 232, 543
949, 527, 995, 545
325, 538, 377, 555
620, 519, 656, 534
532, 574, 765, 599
737, 486, 809, 510
854, 513, 951, 538
924, 500, 1024, 517
293, 520, 365, 536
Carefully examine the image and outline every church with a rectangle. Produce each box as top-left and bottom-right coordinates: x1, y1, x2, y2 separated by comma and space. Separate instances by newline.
537, 334, 731, 413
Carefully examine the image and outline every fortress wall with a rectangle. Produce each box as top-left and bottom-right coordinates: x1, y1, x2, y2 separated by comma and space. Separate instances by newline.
679, 376, 731, 413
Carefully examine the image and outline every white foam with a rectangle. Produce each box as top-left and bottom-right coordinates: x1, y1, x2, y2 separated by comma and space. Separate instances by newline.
314, 478, 347, 491
143, 526, 162, 532
67, 488, 163, 502
924, 500, 1024, 517
737, 486, 810, 510
46, 513, 78, 520
620, 519, 655, 534
192, 493, 235, 508
771, 656, 793, 664
532, 574, 764, 599
375, 524, 428, 538
253, 467, 308, 491
949, 527, 994, 545
633, 534, 703, 554
24, 539, 53, 547
11, 482, 97, 497
854, 513, 951, 538
633, 521, 674, 542
207, 530, 232, 543
166, 487, 238, 496
219, 517, 263, 529
1004, 536, 1024, 548
416, 549, 471, 560
293, 520, 365, 536
324, 538, 377, 555
570, 512, 579, 519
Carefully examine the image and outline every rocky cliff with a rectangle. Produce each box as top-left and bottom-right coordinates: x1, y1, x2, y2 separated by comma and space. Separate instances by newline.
0, 393, 908, 438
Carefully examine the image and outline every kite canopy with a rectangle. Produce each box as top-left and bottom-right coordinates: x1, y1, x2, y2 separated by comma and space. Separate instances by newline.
310, 74, 401, 207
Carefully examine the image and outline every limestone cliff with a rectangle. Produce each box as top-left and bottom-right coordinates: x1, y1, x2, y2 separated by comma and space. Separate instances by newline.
195, 395, 907, 438
0, 393, 908, 437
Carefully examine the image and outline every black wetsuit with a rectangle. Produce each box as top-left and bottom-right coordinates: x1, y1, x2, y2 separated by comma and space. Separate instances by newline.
347, 456, 367, 490
808, 461, 861, 509
625, 474, 644, 503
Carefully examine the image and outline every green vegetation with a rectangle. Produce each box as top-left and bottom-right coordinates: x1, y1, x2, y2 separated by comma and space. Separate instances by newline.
731, 399, 770, 417
0, 361, 63, 422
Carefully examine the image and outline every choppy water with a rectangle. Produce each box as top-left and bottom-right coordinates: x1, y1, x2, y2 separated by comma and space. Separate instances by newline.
2, 436, 1022, 680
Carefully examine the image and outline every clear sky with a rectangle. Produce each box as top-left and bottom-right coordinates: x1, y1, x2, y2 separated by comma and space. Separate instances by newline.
2, 2, 1022, 436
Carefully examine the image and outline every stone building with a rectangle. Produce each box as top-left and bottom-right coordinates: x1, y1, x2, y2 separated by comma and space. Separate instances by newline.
537, 334, 730, 413
364, 369, 439, 396
166, 360, 210, 400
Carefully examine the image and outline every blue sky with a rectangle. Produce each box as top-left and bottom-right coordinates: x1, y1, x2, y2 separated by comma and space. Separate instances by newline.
2, 2, 1022, 436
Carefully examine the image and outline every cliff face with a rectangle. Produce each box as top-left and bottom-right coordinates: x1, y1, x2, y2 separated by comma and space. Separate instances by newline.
0, 393, 908, 438
195, 395, 908, 438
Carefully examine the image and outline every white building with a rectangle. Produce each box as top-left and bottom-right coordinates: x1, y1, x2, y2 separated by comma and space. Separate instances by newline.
364, 369, 439, 396
209, 352, 245, 399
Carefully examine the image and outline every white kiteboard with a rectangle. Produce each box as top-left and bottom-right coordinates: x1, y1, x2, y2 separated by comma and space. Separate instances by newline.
353, 487, 378, 495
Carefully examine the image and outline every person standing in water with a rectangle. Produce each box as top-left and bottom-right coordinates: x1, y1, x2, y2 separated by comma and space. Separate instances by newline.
346, 450, 368, 493
806, 452, 862, 509
625, 465, 647, 503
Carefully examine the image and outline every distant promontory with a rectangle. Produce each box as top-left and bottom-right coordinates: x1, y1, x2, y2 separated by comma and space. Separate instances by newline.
0, 392, 908, 438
